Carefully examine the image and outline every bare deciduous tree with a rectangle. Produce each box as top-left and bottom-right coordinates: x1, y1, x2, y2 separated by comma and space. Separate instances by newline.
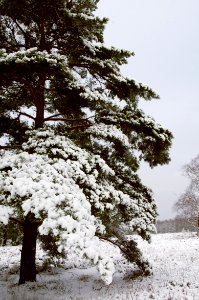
174, 155, 199, 234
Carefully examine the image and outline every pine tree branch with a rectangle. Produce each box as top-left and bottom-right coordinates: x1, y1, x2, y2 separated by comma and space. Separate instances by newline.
4, 19, 20, 48
44, 115, 95, 122
14, 20, 27, 37
10, 217, 24, 226
67, 124, 91, 131
14, 20, 35, 48
98, 235, 121, 248
18, 112, 35, 120
0, 145, 21, 150
44, 113, 62, 121
97, 234, 132, 260
2, 38, 23, 49
45, 118, 76, 122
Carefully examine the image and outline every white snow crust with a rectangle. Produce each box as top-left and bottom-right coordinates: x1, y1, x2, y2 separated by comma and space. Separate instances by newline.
0, 232, 199, 299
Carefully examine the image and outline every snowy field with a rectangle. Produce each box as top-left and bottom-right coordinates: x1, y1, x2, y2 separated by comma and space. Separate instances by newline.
1, 232, 199, 300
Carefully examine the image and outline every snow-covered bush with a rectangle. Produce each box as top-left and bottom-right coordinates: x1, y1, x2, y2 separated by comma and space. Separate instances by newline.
0, 128, 160, 283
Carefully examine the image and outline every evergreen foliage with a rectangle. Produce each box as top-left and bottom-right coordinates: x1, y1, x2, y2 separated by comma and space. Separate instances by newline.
0, 0, 173, 283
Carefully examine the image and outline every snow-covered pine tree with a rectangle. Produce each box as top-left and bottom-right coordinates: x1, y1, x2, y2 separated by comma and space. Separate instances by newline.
0, 0, 173, 284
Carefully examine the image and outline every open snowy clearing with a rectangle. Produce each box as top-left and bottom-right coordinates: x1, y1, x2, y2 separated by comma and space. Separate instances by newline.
1, 232, 199, 300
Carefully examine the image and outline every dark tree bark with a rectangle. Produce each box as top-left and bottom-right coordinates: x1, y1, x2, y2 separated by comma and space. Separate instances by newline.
19, 73, 45, 283
19, 213, 38, 284
34, 74, 46, 129
2, 225, 7, 246
18, 15, 46, 281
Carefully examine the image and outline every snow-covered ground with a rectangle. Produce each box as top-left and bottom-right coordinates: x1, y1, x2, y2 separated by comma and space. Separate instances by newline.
1, 232, 199, 300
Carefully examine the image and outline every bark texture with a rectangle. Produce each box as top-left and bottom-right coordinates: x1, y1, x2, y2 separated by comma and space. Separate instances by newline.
19, 213, 38, 284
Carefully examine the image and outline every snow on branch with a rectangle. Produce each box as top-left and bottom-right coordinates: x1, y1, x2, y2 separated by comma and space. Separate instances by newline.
86, 123, 130, 148
0, 48, 69, 70
0, 205, 14, 225
0, 129, 157, 283
0, 129, 116, 283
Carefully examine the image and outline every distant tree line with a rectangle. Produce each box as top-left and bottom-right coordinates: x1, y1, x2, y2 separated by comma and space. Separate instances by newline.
1, 216, 198, 246
156, 217, 197, 234
169, 154, 199, 235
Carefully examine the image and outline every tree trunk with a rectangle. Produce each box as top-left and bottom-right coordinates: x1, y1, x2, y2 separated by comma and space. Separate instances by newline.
19, 213, 38, 284
34, 75, 45, 129
33, 70, 46, 129
197, 227, 199, 236
2, 225, 7, 246
35, 101, 45, 129
19, 14, 46, 284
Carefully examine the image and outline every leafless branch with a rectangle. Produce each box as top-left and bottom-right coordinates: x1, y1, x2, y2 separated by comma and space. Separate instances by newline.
44, 114, 95, 122
0, 145, 21, 150
45, 118, 74, 122
18, 111, 35, 120
44, 113, 62, 121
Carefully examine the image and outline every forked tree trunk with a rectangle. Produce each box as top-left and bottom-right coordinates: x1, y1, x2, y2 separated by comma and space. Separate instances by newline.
19, 213, 38, 284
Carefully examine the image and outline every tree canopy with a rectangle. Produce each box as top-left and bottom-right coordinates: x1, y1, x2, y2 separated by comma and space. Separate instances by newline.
0, 0, 173, 284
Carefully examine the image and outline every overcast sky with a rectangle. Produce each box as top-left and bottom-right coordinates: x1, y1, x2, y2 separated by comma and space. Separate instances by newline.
97, 0, 199, 219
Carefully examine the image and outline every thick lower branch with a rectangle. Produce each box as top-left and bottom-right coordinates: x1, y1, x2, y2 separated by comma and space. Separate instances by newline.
0, 145, 21, 150
18, 112, 35, 121
44, 115, 95, 122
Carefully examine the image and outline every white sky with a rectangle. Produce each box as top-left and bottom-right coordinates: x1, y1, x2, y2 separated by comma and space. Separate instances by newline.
97, 0, 199, 220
